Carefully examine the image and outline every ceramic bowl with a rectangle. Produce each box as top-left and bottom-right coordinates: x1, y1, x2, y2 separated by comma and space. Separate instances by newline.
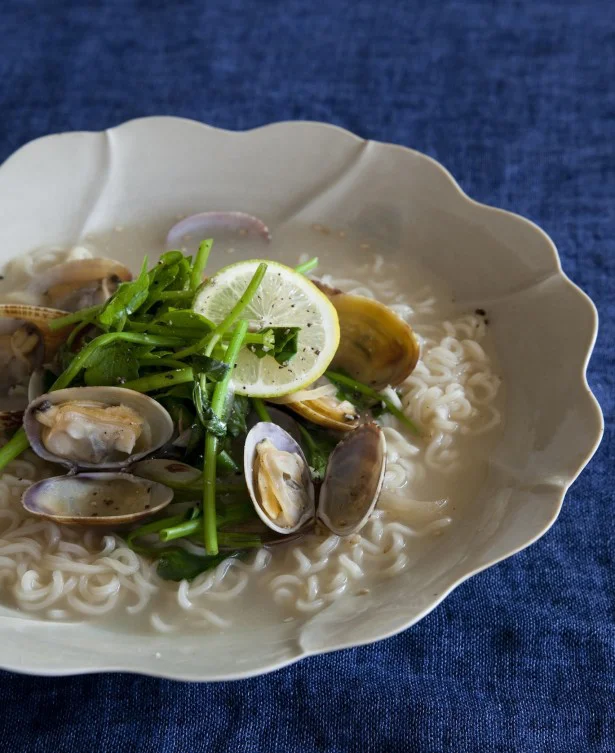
0, 118, 602, 679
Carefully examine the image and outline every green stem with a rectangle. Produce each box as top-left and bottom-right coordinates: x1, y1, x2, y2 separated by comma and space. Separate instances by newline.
175, 262, 267, 360
190, 239, 213, 291
216, 450, 239, 474
156, 290, 194, 302
126, 322, 205, 339
295, 257, 319, 275
252, 398, 271, 422
121, 367, 194, 393
47, 304, 102, 330
51, 332, 184, 390
297, 422, 318, 454
138, 357, 188, 370
0, 427, 29, 472
159, 519, 200, 542
240, 332, 272, 345
202, 320, 249, 556
125, 514, 186, 552
65, 318, 94, 350
325, 370, 421, 436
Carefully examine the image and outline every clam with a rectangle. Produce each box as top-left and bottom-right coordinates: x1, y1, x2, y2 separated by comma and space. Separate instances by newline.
166, 211, 271, 250
315, 282, 420, 390
24, 258, 132, 311
244, 422, 315, 535
0, 305, 74, 433
22, 472, 173, 526
244, 421, 387, 538
271, 383, 359, 433
24, 386, 174, 470
317, 423, 386, 536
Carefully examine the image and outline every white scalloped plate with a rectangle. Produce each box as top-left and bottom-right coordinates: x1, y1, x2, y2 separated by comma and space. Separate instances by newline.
0, 118, 603, 680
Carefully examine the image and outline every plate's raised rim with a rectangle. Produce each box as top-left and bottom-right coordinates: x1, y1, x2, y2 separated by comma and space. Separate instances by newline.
0, 117, 604, 681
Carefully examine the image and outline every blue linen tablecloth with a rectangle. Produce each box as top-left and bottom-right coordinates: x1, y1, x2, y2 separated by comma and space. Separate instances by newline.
0, 1, 613, 750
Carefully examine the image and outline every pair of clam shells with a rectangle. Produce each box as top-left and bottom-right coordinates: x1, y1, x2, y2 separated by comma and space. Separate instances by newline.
21, 387, 175, 526
244, 420, 387, 538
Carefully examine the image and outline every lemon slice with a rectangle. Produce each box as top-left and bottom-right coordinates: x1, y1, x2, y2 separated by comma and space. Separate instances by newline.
193, 260, 340, 397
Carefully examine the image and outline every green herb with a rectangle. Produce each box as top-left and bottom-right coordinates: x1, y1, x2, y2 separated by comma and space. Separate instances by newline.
0, 427, 29, 471
191, 354, 230, 383
48, 304, 103, 331
156, 548, 240, 581
251, 398, 271, 422
202, 319, 250, 555
325, 370, 421, 435
227, 395, 250, 437
249, 327, 300, 365
295, 257, 319, 275
83, 341, 139, 386
98, 257, 150, 331
154, 309, 214, 334
297, 423, 337, 482
216, 449, 239, 474
192, 379, 226, 438
190, 239, 213, 292
121, 366, 194, 393
126, 514, 186, 553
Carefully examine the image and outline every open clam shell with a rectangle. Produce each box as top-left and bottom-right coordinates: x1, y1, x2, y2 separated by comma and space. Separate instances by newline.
318, 423, 387, 536
24, 386, 174, 471
315, 282, 419, 390
21, 472, 173, 526
0, 305, 73, 432
271, 384, 359, 433
0, 303, 73, 368
24, 258, 132, 311
166, 212, 271, 250
244, 422, 315, 535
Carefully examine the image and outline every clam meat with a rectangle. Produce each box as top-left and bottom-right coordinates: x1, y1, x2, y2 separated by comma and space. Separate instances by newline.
244, 421, 387, 538
24, 258, 132, 311
272, 382, 359, 433
244, 422, 315, 534
0, 304, 74, 432
24, 386, 174, 470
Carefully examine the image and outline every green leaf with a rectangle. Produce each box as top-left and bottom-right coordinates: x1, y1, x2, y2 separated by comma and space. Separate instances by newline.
227, 395, 249, 438
98, 257, 150, 330
249, 327, 301, 365
159, 397, 195, 435
83, 341, 139, 386
297, 423, 338, 482
192, 379, 227, 438
156, 383, 195, 400
156, 548, 240, 581
191, 355, 230, 383
271, 326, 301, 364
155, 310, 214, 335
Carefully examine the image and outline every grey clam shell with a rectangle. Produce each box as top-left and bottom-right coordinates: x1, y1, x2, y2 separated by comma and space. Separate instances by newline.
318, 423, 387, 536
21, 472, 174, 526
